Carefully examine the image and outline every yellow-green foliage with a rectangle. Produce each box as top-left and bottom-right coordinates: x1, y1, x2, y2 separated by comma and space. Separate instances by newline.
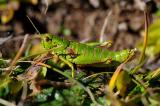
0, 0, 38, 24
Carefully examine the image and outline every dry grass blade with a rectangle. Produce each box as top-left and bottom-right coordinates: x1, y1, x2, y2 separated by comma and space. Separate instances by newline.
138, 11, 149, 64
5, 34, 29, 75
0, 35, 12, 45
131, 9, 150, 74
0, 98, 15, 106
100, 10, 112, 43
83, 72, 113, 80
17, 54, 52, 81
17, 81, 28, 106
36, 79, 72, 88
11, 34, 29, 67
43, 0, 49, 14
109, 62, 125, 91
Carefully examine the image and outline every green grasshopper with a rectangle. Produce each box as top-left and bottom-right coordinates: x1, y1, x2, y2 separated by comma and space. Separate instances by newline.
41, 34, 135, 77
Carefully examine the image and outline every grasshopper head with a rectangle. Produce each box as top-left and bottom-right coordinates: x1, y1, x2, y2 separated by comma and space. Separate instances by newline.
41, 34, 69, 49
41, 34, 53, 49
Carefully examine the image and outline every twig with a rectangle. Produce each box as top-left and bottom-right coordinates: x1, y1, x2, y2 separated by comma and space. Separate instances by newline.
5, 34, 29, 75
0, 35, 12, 45
17, 81, 28, 106
43, 0, 49, 14
10, 34, 29, 66
86, 87, 97, 105
0, 34, 40, 44
100, 11, 112, 43
0, 98, 15, 106
132, 75, 153, 96
17, 54, 52, 81
82, 72, 113, 80
36, 79, 72, 88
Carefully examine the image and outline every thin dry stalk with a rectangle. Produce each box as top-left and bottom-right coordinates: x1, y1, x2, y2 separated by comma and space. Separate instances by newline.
138, 11, 149, 64
0, 98, 15, 106
43, 0, 49, 14
100, 11, 112, 43
5, 34, 29, 75
17, 81, 28, 106
37, 79, 72, 88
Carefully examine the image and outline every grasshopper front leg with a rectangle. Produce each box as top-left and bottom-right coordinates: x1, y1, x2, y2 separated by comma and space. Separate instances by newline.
59, 56, 75, 78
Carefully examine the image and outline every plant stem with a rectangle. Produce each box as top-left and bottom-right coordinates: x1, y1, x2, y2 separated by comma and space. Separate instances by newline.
131, 10, 149, 74
138, 11, 149, 64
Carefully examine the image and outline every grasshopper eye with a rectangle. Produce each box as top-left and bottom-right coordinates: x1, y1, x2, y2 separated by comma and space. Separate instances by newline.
44, 37, 50, 42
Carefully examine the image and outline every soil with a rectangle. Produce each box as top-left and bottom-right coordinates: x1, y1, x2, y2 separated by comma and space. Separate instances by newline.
0, 0, 158, 58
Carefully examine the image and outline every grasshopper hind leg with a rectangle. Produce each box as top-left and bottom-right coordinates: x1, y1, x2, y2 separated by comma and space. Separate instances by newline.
59, 56, 75, 78
85, 41, 112, 48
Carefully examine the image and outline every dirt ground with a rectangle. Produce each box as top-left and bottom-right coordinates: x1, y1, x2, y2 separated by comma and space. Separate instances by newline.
0, 0, 158, 58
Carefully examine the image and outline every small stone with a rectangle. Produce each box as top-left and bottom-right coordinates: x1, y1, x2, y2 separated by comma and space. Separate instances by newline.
118, 22, 128, 31
89, 0, 100, 8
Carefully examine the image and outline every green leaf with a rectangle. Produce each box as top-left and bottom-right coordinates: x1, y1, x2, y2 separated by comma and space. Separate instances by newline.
13, 67, 24, 75
38, 67, 47, 79
10, 80, 23, 94
90, 97, 107, 106
40, 85, 86, 106
116, 70, 131, 96
35, 87, 54, 102
0, 59, 8, 68
0, 75, 11, 97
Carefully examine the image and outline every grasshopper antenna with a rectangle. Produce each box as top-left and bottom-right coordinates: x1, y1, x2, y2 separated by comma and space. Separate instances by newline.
27, 15, 41, 35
